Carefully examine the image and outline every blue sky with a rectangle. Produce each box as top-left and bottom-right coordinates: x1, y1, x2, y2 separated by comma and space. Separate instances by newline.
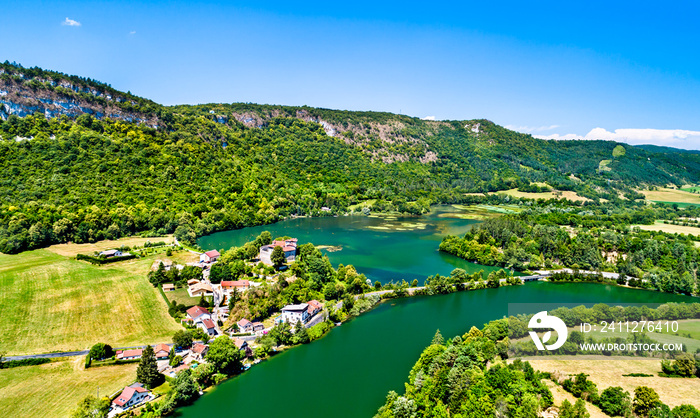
3, 1, 700, 148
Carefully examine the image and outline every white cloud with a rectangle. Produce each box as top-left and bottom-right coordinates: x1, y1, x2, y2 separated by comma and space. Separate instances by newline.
506, 124, 560, 133
129, 31, 136, 35
62, 17, 81, 27
534, 128, 700, 150
421, 116, 436, 121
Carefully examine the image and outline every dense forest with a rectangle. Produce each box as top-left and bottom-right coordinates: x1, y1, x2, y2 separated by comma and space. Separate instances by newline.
374, 323, 555, 417
3, 62, 700, 254
440, 204, 700, 296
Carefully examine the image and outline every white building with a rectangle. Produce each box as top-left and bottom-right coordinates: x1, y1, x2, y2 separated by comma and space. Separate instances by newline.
200, 250, 220, 263
259, 239, 298, 266
281, 303, 310, 324
112, 384, 151, 412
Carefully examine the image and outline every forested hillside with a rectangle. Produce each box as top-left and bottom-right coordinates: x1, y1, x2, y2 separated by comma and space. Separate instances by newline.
2, 62, 700, 254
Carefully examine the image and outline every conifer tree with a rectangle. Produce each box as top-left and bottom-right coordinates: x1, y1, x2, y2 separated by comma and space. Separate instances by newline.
432, 329, 444, 346
136, 345, 163, 388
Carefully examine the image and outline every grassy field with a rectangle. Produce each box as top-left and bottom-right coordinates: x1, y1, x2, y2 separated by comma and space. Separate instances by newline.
165, 287, 204, 307
495, 188, 590, 202
634, 221, 700, 236
0, 248, 182, 355
523, 356, 700, 410
681, 186, 700, 194
46, 235, 173, 257
640, 188, 700, 205
0, 357, 138, 418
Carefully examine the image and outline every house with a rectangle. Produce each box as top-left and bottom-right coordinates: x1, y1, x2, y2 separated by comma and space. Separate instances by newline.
199, 318, 217, 336
306, 299, 323, 317
99, 249, 122, 258
233, 339, 253, 357
199, 250, 220, 263
191, 343, 208, 360
259, 238, 298, 266
281, 303, 310, 324
237, 318, 253, 333
187, 279, 200, 286
188, 282, 213, 297
162, 283, 175, 292
186, 306, 211, 322
154, 343, 170, 360
252, 322, 265, 332
221, 280, 250, 292
116, 348, 143, 360
112, 383, 151, 411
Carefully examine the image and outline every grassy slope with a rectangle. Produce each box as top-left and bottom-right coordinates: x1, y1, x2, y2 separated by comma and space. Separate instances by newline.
641, 188, 700, 204
495, 188, 590, 202
0, 358, 138, 418
46, 235, 173, 257
0, 249, 181, 355
634, 221, 700, 237
524, 356, 700, 410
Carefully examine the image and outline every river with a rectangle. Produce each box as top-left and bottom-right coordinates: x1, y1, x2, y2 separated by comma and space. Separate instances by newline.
176, 282, 695, 418
198, 206, 510, 284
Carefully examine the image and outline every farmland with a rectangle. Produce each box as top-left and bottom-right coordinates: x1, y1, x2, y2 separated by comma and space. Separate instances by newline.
0, 248, 181, 355
0, 357, 138, 418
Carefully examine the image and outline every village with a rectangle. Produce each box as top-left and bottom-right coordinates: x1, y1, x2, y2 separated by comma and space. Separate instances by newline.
98, 236, 332, 416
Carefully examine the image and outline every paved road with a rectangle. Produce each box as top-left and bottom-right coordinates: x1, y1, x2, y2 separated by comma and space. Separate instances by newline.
4, 344, 171, 362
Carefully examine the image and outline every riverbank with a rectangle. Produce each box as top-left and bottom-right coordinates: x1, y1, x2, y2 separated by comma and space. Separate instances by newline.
176, 281, 696, 418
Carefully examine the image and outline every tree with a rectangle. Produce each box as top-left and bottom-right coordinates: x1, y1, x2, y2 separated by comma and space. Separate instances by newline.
173, 330, 193, 349
598, 386, 631, 417
269, 321, 293, 346
171, 369, 198, 406
559, 399, 589, 418
70, 395, 110, 418
0, 351, 5, 369
136, 345, 164, 389
634, 386, 661, 416
674, 354, 696, 377
432, 329, 445, 346
206, 336, 243, 375
88, 343, 113, 361
293, 320, 310, 344
148, 261, 167, 286
271, 245, 286, 267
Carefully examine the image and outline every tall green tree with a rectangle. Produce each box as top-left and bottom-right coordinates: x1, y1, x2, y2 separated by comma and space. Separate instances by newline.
271, 245, 286, 267
136, 345, 163, 389
205, 336, 243, 375
293, 320, 310, 344
634, 386, 661, 417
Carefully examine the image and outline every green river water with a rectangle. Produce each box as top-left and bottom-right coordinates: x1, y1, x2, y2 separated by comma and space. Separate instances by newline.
183, 211, 698, 418
198, 207, 509, 284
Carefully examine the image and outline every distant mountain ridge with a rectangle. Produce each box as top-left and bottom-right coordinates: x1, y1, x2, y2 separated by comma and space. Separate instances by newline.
1, 61, 700, 254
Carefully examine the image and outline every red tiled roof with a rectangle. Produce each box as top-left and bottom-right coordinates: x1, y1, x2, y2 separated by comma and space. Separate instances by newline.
237, 318, 251, 327
204, 250, 220, 258
186, 306, 210, 319
282, 246, 296, 252
222, 280, 249, 288
201, 318, 216, 329
113, 386, 148, 407
306, 299, 322, 314
192, 343, 208, 354
234, 339, 247, 349
117, 349, 143, 359
154, 343, 169, 353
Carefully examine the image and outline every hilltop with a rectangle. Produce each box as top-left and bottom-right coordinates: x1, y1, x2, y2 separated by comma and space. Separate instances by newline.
1, 61, 700, 254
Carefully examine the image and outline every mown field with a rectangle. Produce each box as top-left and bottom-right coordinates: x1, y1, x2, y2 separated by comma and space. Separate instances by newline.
634, 221, 700, 237
46, 235, 174, 257
640, 187, 700, 205
0, 247, 182, 355
0, 357, 138, 418
495, 188, 590, 202
523, 356, 700, 410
